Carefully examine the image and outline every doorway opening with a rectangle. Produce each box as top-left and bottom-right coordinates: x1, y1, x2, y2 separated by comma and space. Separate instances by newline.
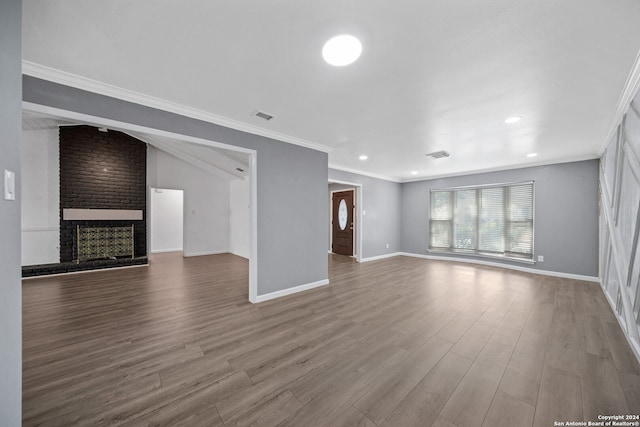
150, 188, 184, 254
331, 190, 354, 256
22, 102, 258, 303
328, 180, 363, 262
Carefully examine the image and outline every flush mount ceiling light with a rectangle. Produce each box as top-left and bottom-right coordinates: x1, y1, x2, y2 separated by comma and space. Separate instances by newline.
411, 171, 418, 175
322, 35, 362, 66
359, 155, 368, 161
527, 153, 538, 158
504, 116, 521, 124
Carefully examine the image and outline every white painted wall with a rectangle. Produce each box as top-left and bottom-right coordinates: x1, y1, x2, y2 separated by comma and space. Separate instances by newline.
21, 129, 59, 265
148, 146, 230, 256
230, 178, 250, 259
150, 188, 184, 253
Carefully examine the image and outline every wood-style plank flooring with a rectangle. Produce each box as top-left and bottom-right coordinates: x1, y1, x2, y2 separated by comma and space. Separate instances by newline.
23, 253, 640, 426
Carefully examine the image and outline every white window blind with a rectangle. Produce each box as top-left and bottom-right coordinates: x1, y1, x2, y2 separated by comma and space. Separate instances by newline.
430, 191, 452, 248
454, 190, 477, 250
479, 187, 504, 253
429, 182, 534, 260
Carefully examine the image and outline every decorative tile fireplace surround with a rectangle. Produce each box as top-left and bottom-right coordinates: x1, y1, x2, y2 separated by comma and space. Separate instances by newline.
23, 125, 148, 277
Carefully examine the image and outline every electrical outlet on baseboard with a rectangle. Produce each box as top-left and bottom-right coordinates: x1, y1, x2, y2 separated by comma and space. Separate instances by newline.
537, 255, 544, 262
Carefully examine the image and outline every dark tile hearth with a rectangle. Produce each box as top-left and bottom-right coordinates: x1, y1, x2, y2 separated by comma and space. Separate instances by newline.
22, 257, 148, 278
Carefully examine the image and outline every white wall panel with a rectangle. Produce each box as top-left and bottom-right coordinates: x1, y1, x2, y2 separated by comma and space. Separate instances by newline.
616, 157, 640, 270
21, 129, 59, 265
600, 100, 640, 363
625, 106, 640, 159
603, 131, 618, 198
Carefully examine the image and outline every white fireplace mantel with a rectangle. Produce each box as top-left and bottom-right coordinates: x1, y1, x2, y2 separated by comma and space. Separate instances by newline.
62, 209, 143, 221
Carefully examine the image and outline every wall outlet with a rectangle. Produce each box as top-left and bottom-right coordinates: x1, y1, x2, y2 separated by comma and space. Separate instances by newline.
537, 255, 544, 262
386, 243, 389, 249
362, 210, 366, 216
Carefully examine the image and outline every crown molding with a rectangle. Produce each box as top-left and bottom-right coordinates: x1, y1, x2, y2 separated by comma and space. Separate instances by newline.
599, 48, 640, 156
400, 154, 599, 183
328, 164, 402, 183
22, 61, 332, 154
331, 155, 598, 185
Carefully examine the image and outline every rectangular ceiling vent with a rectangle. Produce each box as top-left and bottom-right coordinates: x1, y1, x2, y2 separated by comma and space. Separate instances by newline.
426, 150, 450, 159
254, 110, 274, 121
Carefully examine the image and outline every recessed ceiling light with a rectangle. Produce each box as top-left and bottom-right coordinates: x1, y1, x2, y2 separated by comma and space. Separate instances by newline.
359, 155, 368, 161
322, 35, 362, 66
527, 153, 538, 158
504, 116, 521, 124
411, 171, 418, 175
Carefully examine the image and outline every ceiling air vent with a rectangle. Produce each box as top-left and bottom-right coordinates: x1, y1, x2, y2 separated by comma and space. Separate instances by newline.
426, 150, 450, 159
254, 110, 274, 121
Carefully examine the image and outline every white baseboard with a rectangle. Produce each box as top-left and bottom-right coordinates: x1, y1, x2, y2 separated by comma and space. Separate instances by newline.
255, 278, 330, 303
183, 250, 229, 257
360, 252, 402, 263
396, 252, 600, 283
229, 250, 249, 260
150, 248, 183, 254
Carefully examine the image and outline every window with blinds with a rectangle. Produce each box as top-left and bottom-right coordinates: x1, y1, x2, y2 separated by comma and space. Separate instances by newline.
429, 182, 534, 260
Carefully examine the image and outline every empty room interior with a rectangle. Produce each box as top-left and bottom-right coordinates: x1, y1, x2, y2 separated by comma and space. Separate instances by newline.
3, 1, 640, 426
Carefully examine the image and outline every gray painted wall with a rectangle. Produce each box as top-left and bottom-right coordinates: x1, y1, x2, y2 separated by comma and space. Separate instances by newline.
24, 76, 328, 296
328, 169, 402, 259
0, 0, 22, 424
401, 160, 600, 277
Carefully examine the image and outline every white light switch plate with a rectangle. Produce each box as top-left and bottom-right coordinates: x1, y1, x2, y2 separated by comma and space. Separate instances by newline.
4, 169, 15, 201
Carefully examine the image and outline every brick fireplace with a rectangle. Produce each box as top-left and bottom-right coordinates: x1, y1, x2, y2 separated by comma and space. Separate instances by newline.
22, 125, 148, 277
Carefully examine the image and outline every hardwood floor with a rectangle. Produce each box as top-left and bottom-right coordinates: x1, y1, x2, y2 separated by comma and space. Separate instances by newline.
22, 253, 640, 426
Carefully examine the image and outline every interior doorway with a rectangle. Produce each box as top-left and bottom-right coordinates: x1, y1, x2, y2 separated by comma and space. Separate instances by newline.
150, 188, 184, 253
328, 180, 363, 262
23, 102, 258, 303
331, 190, 354, 256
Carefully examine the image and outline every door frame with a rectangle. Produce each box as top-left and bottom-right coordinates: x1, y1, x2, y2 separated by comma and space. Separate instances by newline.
329, 180, 363, 263
23, 101, 259, 303
330, 189, 355, 257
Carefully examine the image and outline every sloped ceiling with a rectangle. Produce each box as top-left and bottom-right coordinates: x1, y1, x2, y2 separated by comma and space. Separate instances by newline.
22, 112, 249, 181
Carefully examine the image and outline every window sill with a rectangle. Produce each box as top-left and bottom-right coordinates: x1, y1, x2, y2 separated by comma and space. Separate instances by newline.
427, 249, 536, 265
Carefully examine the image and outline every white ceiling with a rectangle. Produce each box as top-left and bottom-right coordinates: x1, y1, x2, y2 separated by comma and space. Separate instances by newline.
22, 0, 640, 181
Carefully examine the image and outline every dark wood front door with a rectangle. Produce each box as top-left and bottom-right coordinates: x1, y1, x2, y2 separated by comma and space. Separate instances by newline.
332, 190, 354, 256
